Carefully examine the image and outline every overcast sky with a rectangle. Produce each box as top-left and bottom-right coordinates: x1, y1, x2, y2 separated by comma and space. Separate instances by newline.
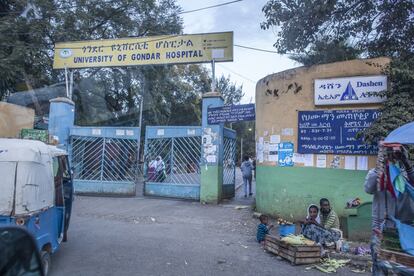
175, 0, 297, 103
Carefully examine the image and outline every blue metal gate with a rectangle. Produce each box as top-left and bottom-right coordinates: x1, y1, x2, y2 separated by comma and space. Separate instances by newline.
70, 126, 140, 196
144, 126, 202, 200
222, 128, 237, 198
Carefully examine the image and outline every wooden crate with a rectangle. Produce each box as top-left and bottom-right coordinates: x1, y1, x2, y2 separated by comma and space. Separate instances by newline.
264, 235, 321, 265
379, 249, 414, 268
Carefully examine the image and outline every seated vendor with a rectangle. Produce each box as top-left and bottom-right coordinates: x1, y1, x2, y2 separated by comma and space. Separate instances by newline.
303, 204, 320, 225
302, 198, 341, 246
320, 198, 340, 230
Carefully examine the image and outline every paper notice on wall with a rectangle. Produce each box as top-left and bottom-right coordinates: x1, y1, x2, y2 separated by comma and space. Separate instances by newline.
264, 141, 270, 152
269, 144, 279, 152
206, 155, 217, 163
126, 130, 134, 136
157, 129, 165, 136
257, 151, 264, 163
269, 155, 278, 162
92, 128, 101, 135
282, 128, 294, 136
270, 135, 281, 144
330, 155, 341, 169
293, 153, 305, 164
259, 137, 264, 144
316, 155, 327, 168
263, 130, 269, 136
345, 156, 356, 170
304, 154, 314, 167
116, 129, 125, 136
202, 135, 212, 145
204, 145, 217, 155
357, 156, 368, 170
269, 143, 278, 162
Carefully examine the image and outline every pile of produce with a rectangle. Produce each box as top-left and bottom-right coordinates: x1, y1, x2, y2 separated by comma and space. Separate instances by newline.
281, 234, 315, 246
306, 258, 350, 273
277, 218, 294, 225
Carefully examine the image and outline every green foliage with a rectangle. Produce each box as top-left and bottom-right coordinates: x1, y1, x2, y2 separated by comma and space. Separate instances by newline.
231, 120, 255, 164
261, 0, 414, 59
261, 0, 414, 142
215, 75, 244, 105
362, 58, 414, 143
289, 40, 361, 66
0, 0, 244, 128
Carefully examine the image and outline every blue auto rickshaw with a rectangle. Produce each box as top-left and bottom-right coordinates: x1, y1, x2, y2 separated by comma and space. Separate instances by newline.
0, 138, 73, 275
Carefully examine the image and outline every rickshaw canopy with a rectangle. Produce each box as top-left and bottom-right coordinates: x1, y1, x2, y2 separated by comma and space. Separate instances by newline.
0, 139, 66, 216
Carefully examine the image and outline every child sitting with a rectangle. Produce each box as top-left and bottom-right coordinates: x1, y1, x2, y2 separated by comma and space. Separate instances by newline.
256, 215, 274, 244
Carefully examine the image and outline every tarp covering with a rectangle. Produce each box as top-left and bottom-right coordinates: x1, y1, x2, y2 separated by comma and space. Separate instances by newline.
394, 219, 414, 256
384, 122, 414, 144
0, 162, 17, 216
0, 139, 66, 215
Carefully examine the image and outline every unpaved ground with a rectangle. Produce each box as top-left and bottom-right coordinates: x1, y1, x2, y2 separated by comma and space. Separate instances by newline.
49, 194, 368, 276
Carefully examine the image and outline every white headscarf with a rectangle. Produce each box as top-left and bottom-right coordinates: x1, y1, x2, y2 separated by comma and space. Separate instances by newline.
155, 156, 165, 172
306, 204, 321, 223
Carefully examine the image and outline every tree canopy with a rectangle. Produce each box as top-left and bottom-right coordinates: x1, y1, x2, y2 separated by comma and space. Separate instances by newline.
0, 0, 243, 128
261, 0, 414, 59
261, 0, 414, 142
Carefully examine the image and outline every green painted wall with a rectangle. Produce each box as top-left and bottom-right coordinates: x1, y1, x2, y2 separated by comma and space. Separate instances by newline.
256, 166, 371, 221
200, 165, 223, 204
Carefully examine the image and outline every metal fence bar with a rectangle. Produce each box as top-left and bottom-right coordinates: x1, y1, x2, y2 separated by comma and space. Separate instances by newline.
99, 138, 106, 181
144, 133, 201, 185
71, 134, 139, 184
174, 137, 201, 184
170, 137, 175, 181
223, 136, 236, 185
71, 136, 104, 181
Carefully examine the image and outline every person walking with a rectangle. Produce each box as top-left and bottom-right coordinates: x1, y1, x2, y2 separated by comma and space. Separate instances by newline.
240, 155, 253, 197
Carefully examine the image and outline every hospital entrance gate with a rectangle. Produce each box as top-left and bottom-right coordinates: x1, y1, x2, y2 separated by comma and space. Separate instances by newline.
143, 126, 202, 200
143, 126, 236, 201
69, 126, 140, 196
222, 128, 236, 199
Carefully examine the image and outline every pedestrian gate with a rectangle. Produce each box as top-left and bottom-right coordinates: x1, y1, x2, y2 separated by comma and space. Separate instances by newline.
144, 126, 202, 199
144, 126, 236, 201
222, 128, 237, 199
70, 126, 140, 196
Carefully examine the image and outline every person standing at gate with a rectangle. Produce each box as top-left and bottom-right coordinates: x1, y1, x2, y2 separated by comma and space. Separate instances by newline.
155, 156, 166, 182
241, 155, 253, 197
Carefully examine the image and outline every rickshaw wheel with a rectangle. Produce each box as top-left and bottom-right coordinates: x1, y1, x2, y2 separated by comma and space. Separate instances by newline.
41, 251, 51, 275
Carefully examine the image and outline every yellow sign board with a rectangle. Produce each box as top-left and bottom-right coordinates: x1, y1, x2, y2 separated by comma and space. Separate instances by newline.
53, 32, 233, 69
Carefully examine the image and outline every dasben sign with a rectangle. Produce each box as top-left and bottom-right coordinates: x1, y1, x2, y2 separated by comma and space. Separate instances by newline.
314, 75, 387, 105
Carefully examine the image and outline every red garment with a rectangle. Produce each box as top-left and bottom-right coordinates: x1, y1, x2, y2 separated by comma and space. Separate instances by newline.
384, 161, 397, 198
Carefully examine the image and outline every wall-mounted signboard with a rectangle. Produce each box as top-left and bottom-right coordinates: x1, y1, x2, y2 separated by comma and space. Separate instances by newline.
314, 75, 387, 105
298, 109, 381, 155
53, 32, 233, 69
207, 103, 255, 124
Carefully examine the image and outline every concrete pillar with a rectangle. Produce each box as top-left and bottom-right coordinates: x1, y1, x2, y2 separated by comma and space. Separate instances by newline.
48, 97, 75, 150
200, 92, 224, 204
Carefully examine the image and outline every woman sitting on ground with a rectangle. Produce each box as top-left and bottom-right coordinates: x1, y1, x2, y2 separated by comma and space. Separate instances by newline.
301, 202, 341, 246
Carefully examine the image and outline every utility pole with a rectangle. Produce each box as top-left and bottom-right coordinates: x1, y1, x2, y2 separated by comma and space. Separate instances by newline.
240, 137, 243, 164
211, 59, 216, 92
138, 95, 143, 129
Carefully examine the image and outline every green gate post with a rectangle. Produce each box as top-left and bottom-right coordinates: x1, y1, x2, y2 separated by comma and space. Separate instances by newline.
200, 92, 224, 204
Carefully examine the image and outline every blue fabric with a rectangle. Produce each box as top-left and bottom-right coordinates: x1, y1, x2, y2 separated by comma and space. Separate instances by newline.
394, 219, 414, 256
385, 121, 414, 144
389, 163, 406, 196
256, 223, 268, 242
407, 184, 414, 199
